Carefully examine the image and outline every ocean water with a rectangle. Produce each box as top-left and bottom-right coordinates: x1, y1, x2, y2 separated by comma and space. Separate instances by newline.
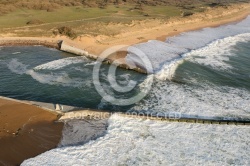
130, 33, 250, 119
0, 46, 146, 111
22, 115, 250, 166
1, 16, 250, 165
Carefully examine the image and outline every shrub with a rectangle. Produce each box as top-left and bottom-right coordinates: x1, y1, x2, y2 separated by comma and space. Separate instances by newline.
182, 5, 195, 10
26, 19, 44, 25
57, 26, 77, 39
182, 11, 194, 17
195, 8, 206, 13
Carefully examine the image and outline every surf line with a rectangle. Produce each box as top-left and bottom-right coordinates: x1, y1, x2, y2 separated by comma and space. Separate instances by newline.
1, 96, 249, 126
59, 109, 250, 126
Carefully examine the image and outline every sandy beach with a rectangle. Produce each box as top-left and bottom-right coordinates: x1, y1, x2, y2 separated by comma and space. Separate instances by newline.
0, 98, 63, 165
0, 3, 250, 57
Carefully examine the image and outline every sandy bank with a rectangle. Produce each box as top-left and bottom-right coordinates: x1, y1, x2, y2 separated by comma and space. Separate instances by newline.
0, 97, 63, 165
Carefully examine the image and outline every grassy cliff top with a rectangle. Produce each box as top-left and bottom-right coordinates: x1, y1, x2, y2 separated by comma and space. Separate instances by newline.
0, 0, 249, 15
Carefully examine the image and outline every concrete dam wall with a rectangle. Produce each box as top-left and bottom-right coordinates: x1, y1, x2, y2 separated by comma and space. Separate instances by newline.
60, 41, 97, 59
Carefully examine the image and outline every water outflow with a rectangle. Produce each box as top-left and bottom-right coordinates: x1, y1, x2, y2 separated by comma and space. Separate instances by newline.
0, 46, 146, 111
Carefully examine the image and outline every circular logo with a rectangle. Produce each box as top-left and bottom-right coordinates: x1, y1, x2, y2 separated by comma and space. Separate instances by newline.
93, 45, 153, 106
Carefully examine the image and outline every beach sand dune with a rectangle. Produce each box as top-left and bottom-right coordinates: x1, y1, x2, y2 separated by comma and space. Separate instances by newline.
0, 98, 63, 166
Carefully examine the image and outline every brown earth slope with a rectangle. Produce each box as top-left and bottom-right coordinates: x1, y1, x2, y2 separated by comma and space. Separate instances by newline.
0, 98, 63, 166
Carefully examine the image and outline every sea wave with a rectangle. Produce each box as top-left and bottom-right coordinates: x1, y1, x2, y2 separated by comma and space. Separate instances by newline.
22, 114, 250, 166
155, 33, 250, 80
7, 58, 88, 87
7, 58, 28, 75
130, 80, 250, 118
184, 33, 250, 71
27, 70, 86, 87
34, 56, 89, 70
126, 16, 250, 80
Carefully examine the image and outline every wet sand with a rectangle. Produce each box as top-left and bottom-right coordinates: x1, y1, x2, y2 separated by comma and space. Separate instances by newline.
0, 98, 63, 166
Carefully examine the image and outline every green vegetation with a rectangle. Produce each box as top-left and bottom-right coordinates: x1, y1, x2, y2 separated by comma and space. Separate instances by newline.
26, 19, 44, 25
0, 0, 248, 16
0, 0, 249, 37
182, 11, 194, 17
55, 26, 77, 39
0, 5, 182, 29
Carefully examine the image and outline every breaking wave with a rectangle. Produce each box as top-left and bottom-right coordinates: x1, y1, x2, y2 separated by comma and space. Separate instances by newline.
34, 56, 89, 70
22, 114, 250, 166
7, 58, 87, 87
127, 16, 250, 80
155, 33, 250, 80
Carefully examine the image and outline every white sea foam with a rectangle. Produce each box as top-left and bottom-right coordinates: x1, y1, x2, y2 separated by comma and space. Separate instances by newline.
27, 70, 86, 87
6, 59, 88, 87
12, 52, 21, 55
84, 61, 98, 66
126, 16, 250, 77
7, 59, 28, 75
132, 80, 250, 118
155, 59, 185, 80
58, 119, 108, 147
184, 33, 250, 70
34, 56, 89, 70
22, 114, 250, 166
126, 40, 183, 71
155, 33, 250, 80
48, 48, 58, 51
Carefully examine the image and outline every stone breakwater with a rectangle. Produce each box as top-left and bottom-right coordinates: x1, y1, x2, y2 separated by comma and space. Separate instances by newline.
6, 97, 249, 126
60, 110, 250, 126
0, 39, 60, 49
60, 41, 148, 74
0, 39, 148, 74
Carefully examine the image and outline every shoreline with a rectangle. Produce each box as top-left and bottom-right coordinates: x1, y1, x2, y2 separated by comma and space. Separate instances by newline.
0, 4, 249, 73
1, 96, 250, 125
